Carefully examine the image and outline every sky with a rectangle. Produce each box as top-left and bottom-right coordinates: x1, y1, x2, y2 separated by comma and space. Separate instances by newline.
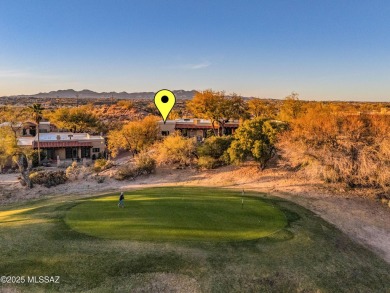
1, 0, 390, 101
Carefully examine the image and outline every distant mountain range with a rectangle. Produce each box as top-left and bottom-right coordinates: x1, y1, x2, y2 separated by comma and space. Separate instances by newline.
2, 89, 198, 100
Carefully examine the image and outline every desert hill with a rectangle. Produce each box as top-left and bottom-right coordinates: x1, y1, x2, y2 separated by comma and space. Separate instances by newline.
1, 89, 198, 100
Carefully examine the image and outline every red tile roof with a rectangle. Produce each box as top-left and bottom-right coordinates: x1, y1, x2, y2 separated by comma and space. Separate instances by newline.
175, 123, 239, 129
33, 141, 92, 148
175, 124, 213, 129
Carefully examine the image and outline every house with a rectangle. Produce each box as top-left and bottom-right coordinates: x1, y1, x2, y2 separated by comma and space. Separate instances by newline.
0, 121, 57, 137
1, 120, 106, 162
158, 118, 240, 141
17, 132, 106, 161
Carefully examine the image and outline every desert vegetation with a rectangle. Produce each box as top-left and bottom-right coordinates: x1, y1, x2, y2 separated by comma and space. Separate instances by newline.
278, 104, 390, 190
1, 92, 389, 194
1, 95, 389, 293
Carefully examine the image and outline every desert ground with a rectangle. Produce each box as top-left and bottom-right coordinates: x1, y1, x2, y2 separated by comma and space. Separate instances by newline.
1, 163, 389, 265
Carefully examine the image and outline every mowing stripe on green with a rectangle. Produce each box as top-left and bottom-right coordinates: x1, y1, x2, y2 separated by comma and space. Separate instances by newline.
65, 187, 287, 241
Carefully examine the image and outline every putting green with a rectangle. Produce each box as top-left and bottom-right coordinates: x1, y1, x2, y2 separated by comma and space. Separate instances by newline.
65, 187, 287, 241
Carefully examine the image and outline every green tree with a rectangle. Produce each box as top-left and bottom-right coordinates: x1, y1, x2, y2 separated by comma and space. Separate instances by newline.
28, 103, 44, 165
228, 118, 286, 170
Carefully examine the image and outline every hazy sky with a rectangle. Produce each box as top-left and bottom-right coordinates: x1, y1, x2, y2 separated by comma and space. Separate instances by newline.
1, 0, 390, 101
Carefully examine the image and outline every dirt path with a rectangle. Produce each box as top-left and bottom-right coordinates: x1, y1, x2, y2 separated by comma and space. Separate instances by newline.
1, 164, 389, 264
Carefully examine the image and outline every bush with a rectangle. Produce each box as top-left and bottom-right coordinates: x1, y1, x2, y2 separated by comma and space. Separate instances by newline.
95, 175, 106, 183
135, 152, 156, 174
115, 153, 156, 181
117, 100, 134, 110
197, 156, 220, 169
66, 162, 80, 180
278, 105, 390, 189
115, 164, 139, 181
93, 158, 112, 173
29, 170, 67, 188
154, 133, 197, 167
198, 136, 233, 159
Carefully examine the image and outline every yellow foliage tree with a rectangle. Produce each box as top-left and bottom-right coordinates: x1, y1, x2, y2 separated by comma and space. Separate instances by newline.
248, 98, 276, 118
278, 92, 305, 122
187, 90, 248, 135
47, 105, 100, 133
108, 116, 159, 157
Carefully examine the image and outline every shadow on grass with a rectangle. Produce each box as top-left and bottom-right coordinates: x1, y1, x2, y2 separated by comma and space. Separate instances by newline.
1, 187, 389, 293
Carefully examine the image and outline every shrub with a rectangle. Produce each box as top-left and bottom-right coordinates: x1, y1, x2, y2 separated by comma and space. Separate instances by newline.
198, 136, 233, 159
278, 105, 390, 189
95, 175, 106, 183
154, 133, 197, 167
93, 158, 112, 173
117, 100, 134, 110
115, 153, 156, 181
29, 170, 67, 188
66, 161, 80, 180
115, 164, 139, 181
135, 152, 156, 174
197, 156, 220, 169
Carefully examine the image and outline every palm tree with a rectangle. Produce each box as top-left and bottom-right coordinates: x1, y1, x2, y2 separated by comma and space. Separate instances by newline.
28, 104, 44, 165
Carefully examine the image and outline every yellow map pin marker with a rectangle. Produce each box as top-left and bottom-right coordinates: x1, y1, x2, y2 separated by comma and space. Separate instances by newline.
154, 89, 176, 123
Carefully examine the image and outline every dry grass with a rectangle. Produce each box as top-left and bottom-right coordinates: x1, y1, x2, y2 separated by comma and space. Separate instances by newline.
278, 110, 390, 190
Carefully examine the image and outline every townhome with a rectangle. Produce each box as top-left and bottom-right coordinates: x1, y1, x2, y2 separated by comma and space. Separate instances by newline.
158, 118, 240, 141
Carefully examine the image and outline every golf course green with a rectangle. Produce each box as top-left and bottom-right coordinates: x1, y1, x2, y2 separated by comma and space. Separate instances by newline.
65, 187, 286, 241
1, 186, 389, 292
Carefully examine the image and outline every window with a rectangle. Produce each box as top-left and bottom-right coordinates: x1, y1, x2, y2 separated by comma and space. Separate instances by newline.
92, 148, 100, 153
65, 148, 77, 159
81, 147, 91, 158
161, 131, 169, 136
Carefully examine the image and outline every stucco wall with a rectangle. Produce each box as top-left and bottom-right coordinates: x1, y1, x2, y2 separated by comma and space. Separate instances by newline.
56, 149, 66, 160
